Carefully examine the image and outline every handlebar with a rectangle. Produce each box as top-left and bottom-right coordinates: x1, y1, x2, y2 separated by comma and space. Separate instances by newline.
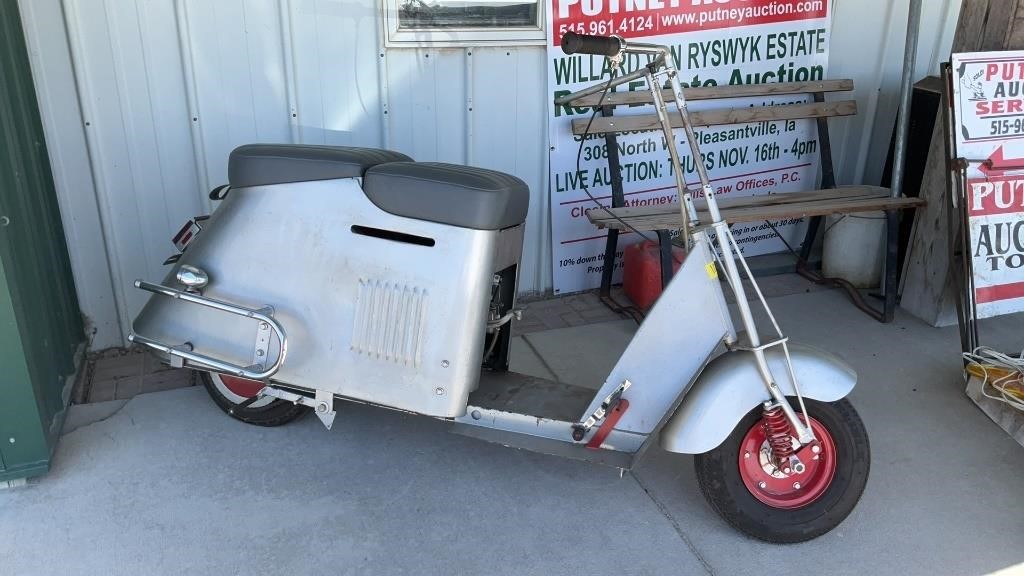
560, 31, 668, 59
553, 34, 671, 106
560, 32, 624, 57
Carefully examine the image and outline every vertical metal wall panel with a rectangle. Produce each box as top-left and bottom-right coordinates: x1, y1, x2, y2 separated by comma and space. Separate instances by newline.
102, 0, 203, 281
17, 0, 121, 349
386, 48, 468, 163
19, 0, 962, 345
827, 0, 958, 186
184, 0, 292, 186
289, 0, 384, 147
469, 46, 549, 293
858, 0, 957, 185
0, 0, 85, 481
63, 0, 180, 329
132, 0, 206, 220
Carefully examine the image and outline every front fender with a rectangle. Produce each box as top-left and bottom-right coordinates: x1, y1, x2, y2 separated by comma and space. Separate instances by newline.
659, 343, 856, 454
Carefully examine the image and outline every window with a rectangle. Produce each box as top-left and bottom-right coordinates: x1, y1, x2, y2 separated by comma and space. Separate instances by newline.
384, 0, 546, 46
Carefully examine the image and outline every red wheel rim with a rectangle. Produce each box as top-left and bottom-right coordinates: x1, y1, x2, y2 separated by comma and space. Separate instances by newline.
738, 414, 837, 509
219, 375, 264, 398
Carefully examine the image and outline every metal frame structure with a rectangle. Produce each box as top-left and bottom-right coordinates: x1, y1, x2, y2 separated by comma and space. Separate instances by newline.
942, 62, 978, 356
943, 60, 1024, 356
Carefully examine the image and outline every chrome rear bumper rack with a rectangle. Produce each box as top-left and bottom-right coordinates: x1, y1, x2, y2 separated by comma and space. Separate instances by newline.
128, 280, 288, 380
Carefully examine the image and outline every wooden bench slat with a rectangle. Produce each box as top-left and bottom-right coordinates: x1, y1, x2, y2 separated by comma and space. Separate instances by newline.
600, 186, 889, 221
587, 187, 887, 224
586, 187, 925, 232
592, 197, 925, 231
571, 100, 858, 136
714, 196, 923, 224
566, 79, 854, 108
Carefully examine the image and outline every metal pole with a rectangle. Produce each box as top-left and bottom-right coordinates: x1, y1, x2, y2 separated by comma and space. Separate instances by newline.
554, 66, 652, 106
879, 0, 923, 307
646, 68, 696, 231
891, 0, 923, 200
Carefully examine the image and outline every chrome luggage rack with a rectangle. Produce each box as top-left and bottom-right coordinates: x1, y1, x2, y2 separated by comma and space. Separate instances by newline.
128, 280, 288, 380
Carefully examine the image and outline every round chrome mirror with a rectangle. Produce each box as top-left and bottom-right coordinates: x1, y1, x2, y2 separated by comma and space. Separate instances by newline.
176, 265, 209, 291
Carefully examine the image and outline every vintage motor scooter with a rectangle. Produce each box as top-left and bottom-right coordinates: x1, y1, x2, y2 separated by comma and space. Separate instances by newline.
131, 33, 870, 543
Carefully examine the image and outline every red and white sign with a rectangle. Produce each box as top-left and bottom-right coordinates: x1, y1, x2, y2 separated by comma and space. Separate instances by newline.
552, 0, 828, 44
547, 0, 832, 294
954, 51, 1024, 318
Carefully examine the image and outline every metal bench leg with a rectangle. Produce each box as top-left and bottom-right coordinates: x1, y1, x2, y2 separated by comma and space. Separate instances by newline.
600, 105, 625, 299
882, 209, 900, 323
798, 215, 823, 267
657, 230, 673, 289
600, 229, 619, 298
797, 211, 897, 324
797, 91, 833, 271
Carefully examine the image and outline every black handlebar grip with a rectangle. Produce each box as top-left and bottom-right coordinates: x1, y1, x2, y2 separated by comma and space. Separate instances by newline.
560, 32, 622, 57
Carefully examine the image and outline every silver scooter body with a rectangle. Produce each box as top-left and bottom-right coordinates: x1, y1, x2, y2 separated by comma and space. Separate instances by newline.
131, 38, 857, 468
135, 172, 529, 419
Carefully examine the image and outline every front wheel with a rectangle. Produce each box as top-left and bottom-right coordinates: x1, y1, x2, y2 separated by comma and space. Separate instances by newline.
694, 398, 869, 543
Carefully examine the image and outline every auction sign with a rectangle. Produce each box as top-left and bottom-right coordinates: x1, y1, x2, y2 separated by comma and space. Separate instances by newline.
547, 0, 833, 294
953, 51, 1024, 318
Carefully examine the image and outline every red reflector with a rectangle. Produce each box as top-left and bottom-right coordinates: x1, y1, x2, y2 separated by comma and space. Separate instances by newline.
586, 399, 629, 450
220, 375, 265, 398
172, 219, 203, 252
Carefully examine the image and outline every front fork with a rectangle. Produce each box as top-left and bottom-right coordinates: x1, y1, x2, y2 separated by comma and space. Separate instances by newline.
645, 60, 817, 448
715, 219, 819, 470
709, 218, 817, 447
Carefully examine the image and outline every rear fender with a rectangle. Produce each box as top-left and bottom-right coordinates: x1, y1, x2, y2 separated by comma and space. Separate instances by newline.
659, 343, 856, 454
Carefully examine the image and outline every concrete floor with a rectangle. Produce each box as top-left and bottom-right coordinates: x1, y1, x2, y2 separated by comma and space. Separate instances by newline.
2, 288, 1024, 575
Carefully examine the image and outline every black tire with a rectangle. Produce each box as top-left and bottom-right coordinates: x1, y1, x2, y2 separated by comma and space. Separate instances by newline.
694, 398, 870, 543
199, 371, 307, 427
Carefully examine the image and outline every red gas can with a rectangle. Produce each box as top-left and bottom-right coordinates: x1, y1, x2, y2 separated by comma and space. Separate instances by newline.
623, 240, 686, 310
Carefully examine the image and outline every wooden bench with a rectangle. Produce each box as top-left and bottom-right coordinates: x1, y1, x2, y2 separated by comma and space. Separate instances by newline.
560, 79, 926, 322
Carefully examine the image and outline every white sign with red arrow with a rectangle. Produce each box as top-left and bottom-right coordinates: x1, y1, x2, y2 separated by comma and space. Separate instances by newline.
953, 51, 1024, 318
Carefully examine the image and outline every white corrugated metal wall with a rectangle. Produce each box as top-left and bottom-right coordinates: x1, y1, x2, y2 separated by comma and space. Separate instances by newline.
19, 0, 958, 349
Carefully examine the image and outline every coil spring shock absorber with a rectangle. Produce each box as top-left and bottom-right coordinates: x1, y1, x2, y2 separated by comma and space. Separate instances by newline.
762, 404, 795, 470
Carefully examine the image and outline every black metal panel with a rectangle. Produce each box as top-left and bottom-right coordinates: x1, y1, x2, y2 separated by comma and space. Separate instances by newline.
600, 106, 626, 297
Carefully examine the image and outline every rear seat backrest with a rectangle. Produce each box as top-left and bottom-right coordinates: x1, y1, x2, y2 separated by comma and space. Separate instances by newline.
228, 144, 413, 189
362, 162, 529, 230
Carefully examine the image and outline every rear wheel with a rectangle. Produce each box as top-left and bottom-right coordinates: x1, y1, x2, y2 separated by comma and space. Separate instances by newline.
694, 398, 869, 543
200, 371, 306, 426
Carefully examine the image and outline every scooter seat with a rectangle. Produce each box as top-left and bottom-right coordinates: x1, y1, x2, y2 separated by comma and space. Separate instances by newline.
363, 162, 529, 230
229, 144, 412, 189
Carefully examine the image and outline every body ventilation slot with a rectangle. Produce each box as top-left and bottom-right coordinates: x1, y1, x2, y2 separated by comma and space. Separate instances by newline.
351, 225, 435, 247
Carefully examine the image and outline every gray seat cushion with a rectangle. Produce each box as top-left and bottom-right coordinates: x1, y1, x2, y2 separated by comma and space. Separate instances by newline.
229, 144, 412, 188
363, 162, 529, 230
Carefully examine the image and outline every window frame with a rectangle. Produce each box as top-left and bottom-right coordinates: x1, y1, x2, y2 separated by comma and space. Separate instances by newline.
382, 0, 547, 47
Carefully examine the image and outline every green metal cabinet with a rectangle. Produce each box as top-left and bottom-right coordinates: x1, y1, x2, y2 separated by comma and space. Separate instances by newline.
0, 0, 85, 482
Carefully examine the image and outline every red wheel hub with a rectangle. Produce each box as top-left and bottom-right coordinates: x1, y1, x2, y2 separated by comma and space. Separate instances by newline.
219, 375, 264, 398
738, 414, 837, 509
